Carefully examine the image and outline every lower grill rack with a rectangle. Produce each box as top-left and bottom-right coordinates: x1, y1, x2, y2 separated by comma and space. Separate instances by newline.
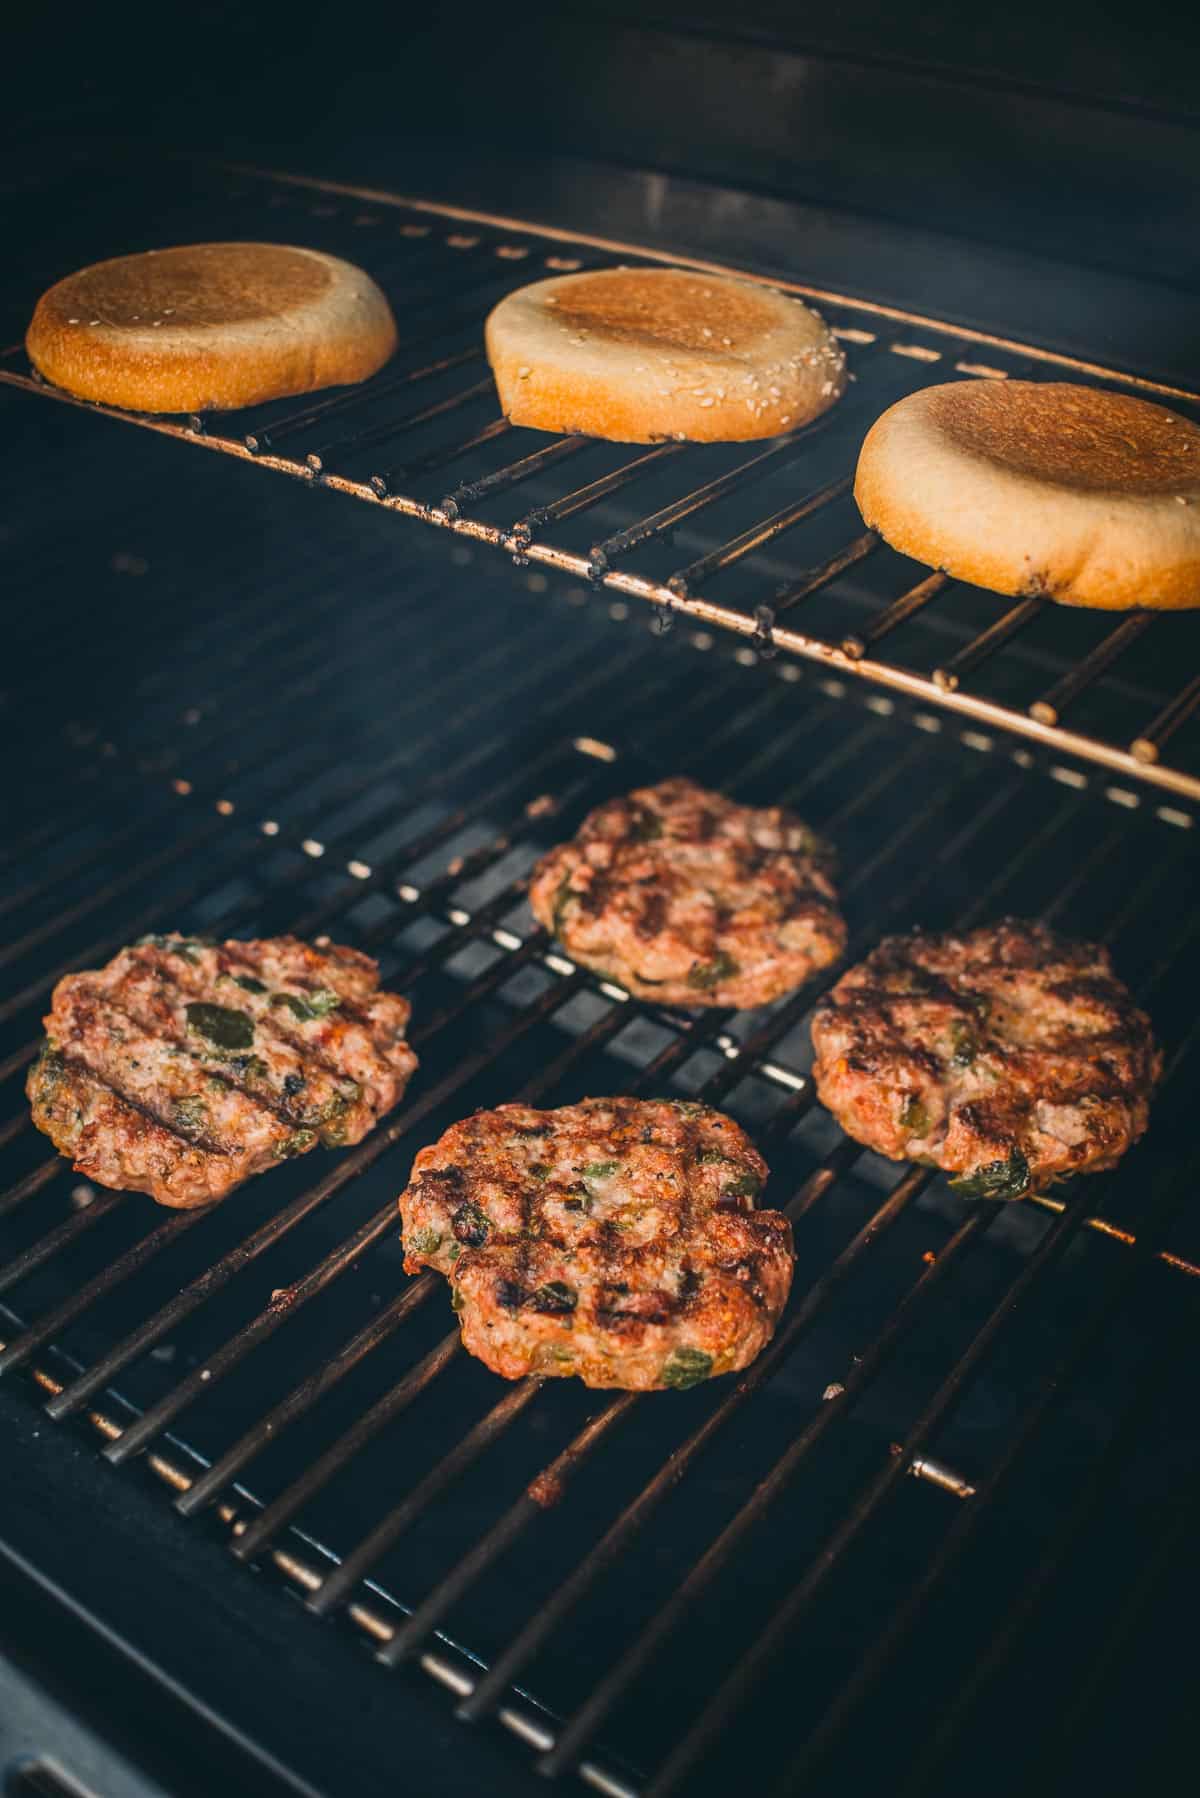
1, 502, 1198, 1795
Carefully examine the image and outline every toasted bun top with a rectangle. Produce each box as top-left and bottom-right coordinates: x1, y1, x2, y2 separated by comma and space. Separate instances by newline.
26, 244, 398, 414
920, 380, 1200, 495
32, 243, 347, 332
854, 380, 1200, 612
485, 265, 845, 445
523, 266, 800, 354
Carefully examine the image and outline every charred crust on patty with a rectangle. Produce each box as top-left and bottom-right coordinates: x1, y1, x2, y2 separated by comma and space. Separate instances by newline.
398, 1097, 792, 1389
27, 933, 418, 1207
810, 918, 1159, 1201
528, 777, 846, 1010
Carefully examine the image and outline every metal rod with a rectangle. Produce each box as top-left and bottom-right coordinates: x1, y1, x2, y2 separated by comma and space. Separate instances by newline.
1029, 612, 1154, 726
176, 1279, 438, 1517
244, 348, 483, 454
1131, 670, 1200, 763
0, 1191, 125, 1300
304, 378, 493, 473
589, 435, 820, 574
379, 1394, 638, 1666
770, 531, 879, 617
374, 416, 510, 494
2, 1210, 204, 1381
231, 1332, 462, 1563
842, 573, 949, 659
307, 1376, 544, 1616
932, 594, 1048, 691
513, 444, 685, 541
666, 474, 854, 596
629, 1190, 1096, 1798
441, 434, 592, 518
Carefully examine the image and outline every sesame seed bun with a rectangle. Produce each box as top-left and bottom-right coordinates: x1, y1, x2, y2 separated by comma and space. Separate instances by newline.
855, 380, 1200, 611
26, 243, 398, 414
484, 266, 846, 445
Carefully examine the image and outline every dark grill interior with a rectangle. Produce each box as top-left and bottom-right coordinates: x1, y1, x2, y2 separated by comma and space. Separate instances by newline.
4, 160, 1200, 807
2, 154, 1199, 1798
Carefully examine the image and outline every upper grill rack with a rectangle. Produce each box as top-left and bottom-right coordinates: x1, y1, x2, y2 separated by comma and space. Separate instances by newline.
2, 159, 1199, 807
2, 495, 1199, 1798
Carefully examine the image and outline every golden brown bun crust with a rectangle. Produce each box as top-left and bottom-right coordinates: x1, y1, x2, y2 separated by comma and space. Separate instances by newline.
26, 244, 398, 413
855, 380, 1200, 611
485, 266, 846, 444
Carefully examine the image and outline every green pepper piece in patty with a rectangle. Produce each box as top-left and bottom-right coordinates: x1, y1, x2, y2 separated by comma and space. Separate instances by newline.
274, 988, 342, 1022
720, 1171, 762, 1201
687, 951, 739, 992
662, 1346, 713, 1390
184, 1002, 255, 1051
898, 1094, 930, 1136
949, 1147, 1031, 1201
407, 1225, 443, 1256
580, 1159, 619, 1181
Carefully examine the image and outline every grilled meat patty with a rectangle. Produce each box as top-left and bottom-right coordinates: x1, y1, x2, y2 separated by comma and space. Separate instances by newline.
528, 777, 845, 1010
810, 920, 1160, 1200
28, 933, 417, 1207
399, 1097, 793, 1388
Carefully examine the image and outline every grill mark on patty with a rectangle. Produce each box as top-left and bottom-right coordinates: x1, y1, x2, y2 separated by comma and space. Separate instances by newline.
47, 1050, 235, 1158
77, 983, 317, 1133
135, 942, 394, 1108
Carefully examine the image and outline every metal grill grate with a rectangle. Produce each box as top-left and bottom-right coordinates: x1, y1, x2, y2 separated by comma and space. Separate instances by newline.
2, 429, 1199, 1796
2, 160, 1200, 811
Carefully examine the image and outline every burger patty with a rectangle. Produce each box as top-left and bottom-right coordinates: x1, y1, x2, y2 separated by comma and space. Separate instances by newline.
399, 1097, 793, 1389
528, 777, 846, 1010
810, 919, 1160, 1200
27, 933, 418, 1207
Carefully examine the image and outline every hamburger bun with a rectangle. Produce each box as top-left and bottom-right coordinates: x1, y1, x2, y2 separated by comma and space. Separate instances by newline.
485, 266, 846, 445
26, 243, 398, 414
855, 380, 1200, 611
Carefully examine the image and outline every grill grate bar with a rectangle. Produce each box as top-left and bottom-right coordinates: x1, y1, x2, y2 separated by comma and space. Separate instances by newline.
843, 573, 950, 659
933, 594, 1049, 691
442, 433, 591, 516
666, 473, 854, 596
231, 1329, 462, 1563
1029, 611, 1155, 726
3, 1209, 204, 1382
515, 444, 686, 540
1021, 1405, 1200, 1795
177, 1278, 438, 1516
781, 1139, 1200, 1798
244, 347, 483, 454
589, 433, 825, 573
634, 1186, 1095, 1798
307, 1376, 546, 1617
380, 1392, 639, 1666
304, 376, 493, 473
374, 415, 512, 493
0, 1188, 124, 1299
1131, 670, 1200, 764
770, 530, 879, 617
0, 1157, 63, 1219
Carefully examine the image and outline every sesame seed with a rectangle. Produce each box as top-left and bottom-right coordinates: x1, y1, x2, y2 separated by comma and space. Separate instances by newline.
699, 397, 715, 407
518, 365, 532, 378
